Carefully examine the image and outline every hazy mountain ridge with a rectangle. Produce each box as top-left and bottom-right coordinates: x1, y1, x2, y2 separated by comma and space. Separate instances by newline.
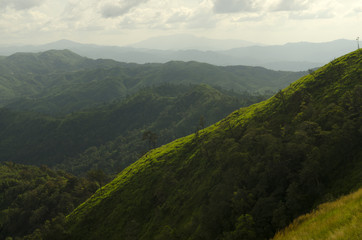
0, 38, 357, 71
128, 34, 260, 50
0, 50, 305, 113
61, 49, 362, 240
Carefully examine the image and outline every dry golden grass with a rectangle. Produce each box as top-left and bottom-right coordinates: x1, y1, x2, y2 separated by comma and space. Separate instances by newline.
273, 188, 362, 240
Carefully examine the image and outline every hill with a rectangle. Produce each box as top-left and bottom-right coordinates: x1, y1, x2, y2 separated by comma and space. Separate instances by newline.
62, 50, 362, 239
273, 188, 362, 240
0, 84, 264, 174
0, 50, 122, 107
0, 50, 305, 113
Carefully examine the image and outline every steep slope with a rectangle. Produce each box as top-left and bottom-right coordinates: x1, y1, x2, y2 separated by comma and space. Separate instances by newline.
64, 50, 362, 240
0, 84, 261, 173
273, 188, 362, 240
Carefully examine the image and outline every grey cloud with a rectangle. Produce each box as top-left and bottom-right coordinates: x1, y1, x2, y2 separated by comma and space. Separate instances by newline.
213, 0, 258, 13
345, 6, 362, 17
0, 0, 44, 10
354, 7, 362, 13
101, 0, 149, 18
273, 0, 310, 12
101, 4, 130, 18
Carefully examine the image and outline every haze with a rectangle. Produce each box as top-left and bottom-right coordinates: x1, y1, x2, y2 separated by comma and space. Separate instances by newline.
1, 0, 361, 47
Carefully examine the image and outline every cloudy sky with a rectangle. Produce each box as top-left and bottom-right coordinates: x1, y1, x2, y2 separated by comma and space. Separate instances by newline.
0, 0, 361, 46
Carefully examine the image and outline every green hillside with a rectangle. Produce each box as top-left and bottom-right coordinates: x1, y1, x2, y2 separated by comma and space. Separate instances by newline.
0, 50, 305, 113
273, 187, 362, 240
0, 50, 121, 105
0, 84, 262, 174
1, 49, 122, 74
62, 50, 361, 240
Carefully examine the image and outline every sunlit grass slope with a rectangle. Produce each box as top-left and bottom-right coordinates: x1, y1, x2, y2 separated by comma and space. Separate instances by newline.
273, 188, 362, 240
64, 49, 362, 240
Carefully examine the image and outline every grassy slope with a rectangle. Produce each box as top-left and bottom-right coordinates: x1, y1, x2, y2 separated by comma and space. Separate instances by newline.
65, 50, 362, 239
273, 188, 362, 240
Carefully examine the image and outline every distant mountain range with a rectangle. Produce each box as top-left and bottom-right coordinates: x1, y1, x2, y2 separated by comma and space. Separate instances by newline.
0, 37, 357, 71
128, 34, 260, 50
0, 49, 305, 111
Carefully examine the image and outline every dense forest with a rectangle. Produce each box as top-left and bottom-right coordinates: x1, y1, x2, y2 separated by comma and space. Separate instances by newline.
0, 50, 304, 176
0, 162, 101, 239
0, 49, 360, 240
61, 50, 361, 239
0, 84, 266, 175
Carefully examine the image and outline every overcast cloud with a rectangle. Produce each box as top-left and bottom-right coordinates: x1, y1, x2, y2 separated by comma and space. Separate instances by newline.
0, 0, 44, 11
272, 0, 310, 11
213, 0, 259, 13
101, 0, 150, 18
0, 0, 360, 46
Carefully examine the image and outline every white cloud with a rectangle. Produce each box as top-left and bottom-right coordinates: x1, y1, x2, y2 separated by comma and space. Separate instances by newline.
290, 10, 335, 19
166, 9, 192, 24
232, 13, 265, 22
187, 10, 218, 29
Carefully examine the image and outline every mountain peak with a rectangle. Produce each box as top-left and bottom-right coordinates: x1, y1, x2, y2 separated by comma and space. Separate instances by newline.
42, 39, 88, 49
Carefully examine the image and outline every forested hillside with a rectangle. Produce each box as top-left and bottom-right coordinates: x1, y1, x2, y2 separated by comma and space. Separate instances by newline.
62, 50, 361, 240
0, 84, 264, 174
0, 50, 121, 107
0, 50, 305, 114
0, 162, 99, 239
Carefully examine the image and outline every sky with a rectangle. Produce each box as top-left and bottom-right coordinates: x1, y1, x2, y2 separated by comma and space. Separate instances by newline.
0, 0, 361, 46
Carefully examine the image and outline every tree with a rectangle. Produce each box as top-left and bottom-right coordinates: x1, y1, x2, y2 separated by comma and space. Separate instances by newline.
223, 214, 256, 240
86, 169, 108, 188
142, 130, 158, 149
